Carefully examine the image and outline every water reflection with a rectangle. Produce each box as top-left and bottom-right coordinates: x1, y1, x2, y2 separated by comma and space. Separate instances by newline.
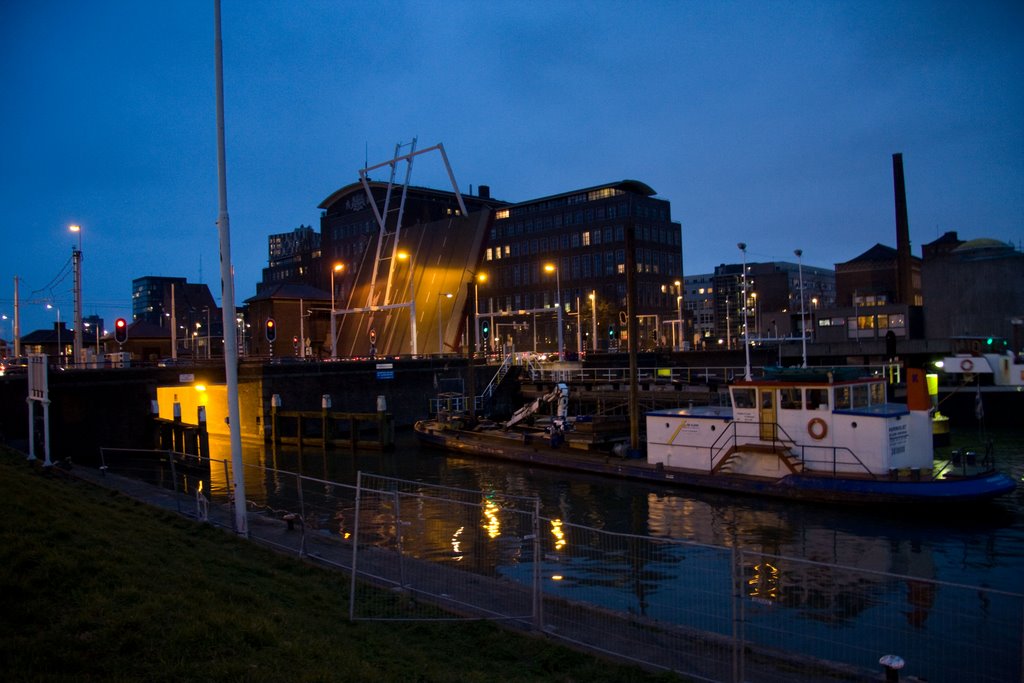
115, 427, 1020, 681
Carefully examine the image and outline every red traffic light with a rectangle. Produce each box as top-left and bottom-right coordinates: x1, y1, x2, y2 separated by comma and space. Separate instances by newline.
114, 318, 128, 344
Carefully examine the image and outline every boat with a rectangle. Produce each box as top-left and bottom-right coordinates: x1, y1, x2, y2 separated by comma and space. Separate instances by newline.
414, 367, 1018, 505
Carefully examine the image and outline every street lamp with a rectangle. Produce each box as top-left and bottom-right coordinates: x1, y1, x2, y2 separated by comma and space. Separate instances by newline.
69, 224, 83, 366
330, 263, 344, 359
46, 303, 62, 366
751, 291, 758, 341
436, 292, 453, 355
396, 250, 418, 356
204, 307, 211, 360
544, 263, 563, 360
588, 290, 597, 352
474, 272, 487, 356
794, 248, 807, 368
738, 242, 751, 381
674, 280, 683, 351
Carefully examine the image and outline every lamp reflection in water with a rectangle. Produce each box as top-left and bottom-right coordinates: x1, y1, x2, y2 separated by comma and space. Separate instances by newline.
483, 498, 501, 539
451, 526, 465, 562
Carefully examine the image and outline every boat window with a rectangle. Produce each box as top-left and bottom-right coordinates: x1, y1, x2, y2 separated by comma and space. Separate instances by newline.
805, 388, 829, 410
869, 382, 885, 405
732, 388, 756, 409
851, 384, 869, 408
779, 387, 802, 410
761, 391, 773, 409
835, 386, 851, 410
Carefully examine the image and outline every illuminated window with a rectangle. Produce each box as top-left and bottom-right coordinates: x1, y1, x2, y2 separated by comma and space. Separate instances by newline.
582, 231, 590, 246
495, 209, 509, 220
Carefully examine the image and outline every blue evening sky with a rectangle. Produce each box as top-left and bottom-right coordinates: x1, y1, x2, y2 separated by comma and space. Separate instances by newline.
2, 0, 1021, 335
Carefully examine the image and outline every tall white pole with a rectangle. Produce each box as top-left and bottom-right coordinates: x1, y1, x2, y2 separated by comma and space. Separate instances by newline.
795, 249, 807, 368
738, 243, 751, 381
214, 0, 247, 537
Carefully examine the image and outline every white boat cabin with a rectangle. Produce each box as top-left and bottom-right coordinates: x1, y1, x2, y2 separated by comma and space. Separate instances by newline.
646, 371, 933, 478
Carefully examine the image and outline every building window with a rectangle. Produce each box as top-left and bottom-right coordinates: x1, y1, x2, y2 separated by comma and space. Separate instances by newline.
495, 209, 509, 220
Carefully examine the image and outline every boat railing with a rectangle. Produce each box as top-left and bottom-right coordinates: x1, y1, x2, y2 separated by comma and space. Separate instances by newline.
479, 354, 515, 405
707, 420, 877, 478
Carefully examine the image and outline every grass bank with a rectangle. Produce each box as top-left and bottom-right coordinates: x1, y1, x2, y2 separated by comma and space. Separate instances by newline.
0, 448, 679, 682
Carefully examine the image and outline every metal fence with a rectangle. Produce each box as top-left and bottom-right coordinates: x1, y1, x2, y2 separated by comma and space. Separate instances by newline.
93, 448, 1023, 683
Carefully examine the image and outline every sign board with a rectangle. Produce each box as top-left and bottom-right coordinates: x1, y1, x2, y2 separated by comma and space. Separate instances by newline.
179, 373, 195, 383
28, 354, 48, 401
375, 362, 394, 380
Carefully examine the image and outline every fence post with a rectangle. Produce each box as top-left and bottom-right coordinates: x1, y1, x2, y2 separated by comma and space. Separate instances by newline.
394, 489, 406, 590
348, 471, 363, 621
532, 497, 543, 631
223, 459, 235, 534
296, 470, 307, 558
731, 546, 742, 683
167, 449, 181, 515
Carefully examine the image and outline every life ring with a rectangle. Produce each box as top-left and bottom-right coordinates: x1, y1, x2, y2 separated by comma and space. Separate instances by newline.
960, 358, 974, 372
807, 418, 828, 440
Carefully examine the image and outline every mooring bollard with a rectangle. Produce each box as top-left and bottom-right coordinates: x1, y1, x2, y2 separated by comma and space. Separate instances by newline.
283, 513, 298, 531
879, 654, 904, 682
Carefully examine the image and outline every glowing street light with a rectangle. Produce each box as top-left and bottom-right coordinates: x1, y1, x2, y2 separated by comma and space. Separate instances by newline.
588, 290, 597, 352
330, 263, 344, 359
395, 250, 418, 356
437, 292, 453, 354
544, 263, 563, 359
46, 303, 63, 366
474, 272, 487, 355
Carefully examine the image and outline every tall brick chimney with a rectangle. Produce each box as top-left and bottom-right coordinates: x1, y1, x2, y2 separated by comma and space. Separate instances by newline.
892, 153, 913, 305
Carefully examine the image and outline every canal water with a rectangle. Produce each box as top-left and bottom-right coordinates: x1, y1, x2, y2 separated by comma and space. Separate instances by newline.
212, 427, 1024, 592
194, 426, 1023, 680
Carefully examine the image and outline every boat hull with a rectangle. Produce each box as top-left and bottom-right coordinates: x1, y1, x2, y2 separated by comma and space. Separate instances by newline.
413, 420, 1018, 505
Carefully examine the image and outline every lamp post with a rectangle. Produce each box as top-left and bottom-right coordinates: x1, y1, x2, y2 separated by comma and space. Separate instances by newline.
738, 242, 751, 381
751, 291, 759, 341
397, 251, 418, 356
330, 263, 344, 359
474, 272, 487, 356
204, 307, 211, 359
588, 290, 597, 352
437, 292, 452, 355
69, 224, 83, 366
544, 263, 563, 360
725, 296, 731, 349
674, 280, 683, 351
46, 304, 62, 366
795, 248, 807, 368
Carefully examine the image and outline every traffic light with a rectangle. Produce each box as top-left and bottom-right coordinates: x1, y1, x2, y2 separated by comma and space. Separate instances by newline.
114, 318, 127, 344
481, 320, 490, 340
608, 324, 615, 338
265, 318, 277, 343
